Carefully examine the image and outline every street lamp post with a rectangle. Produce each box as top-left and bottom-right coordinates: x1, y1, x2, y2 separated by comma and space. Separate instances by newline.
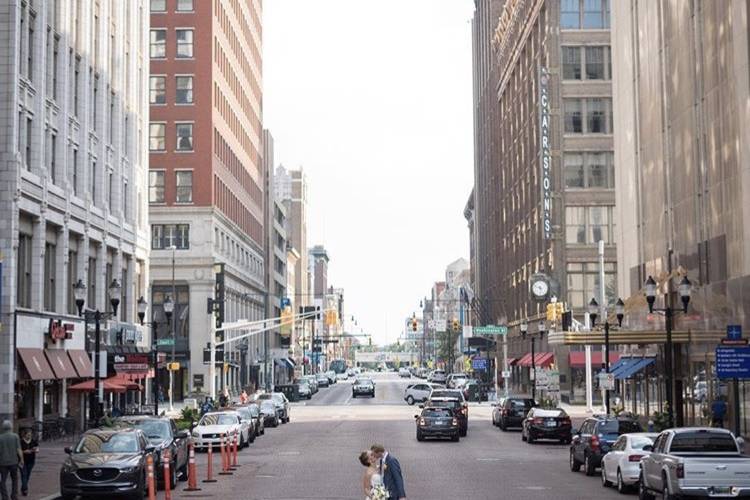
520, 321, 532, 399
73, 278, 122, 425
137, 295, 173, 416
589, 297, 625, 416
644, 275, 691, 428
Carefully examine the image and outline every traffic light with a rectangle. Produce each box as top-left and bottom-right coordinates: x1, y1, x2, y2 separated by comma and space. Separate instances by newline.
546, 303, 557, 322
368, 336, 372, 346
411, 318, 418, 332
561, 310, 572, 331
556, 302, 565, 318
452, 319, 460, 331
167, 362, 180, 371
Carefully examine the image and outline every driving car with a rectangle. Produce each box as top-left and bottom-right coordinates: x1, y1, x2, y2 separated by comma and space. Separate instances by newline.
295, 380, 312, 399
423, 396, 468, 437
429, 388, 466, 404
191, 411, 245, 451
600, 432, 657, 493
60, 428, 156, 499
347, 368, 355, 377
446, 373, 468, 389
352, 378, 375, 397
521, 407, 572, 444
316, 373, 330, 387
245, 402, 265, 436
570, 415, 643, 476
398, 367, 411, 378
114, 416, 189, 488
428, 369, 447, 384
415, 407, 460, 442
403, 383, 443, 405
494, 397, 537, 430
256, 392, 291, 423
232, 406, 258, 445
326, 370, 337, 384
259, 400, 281, 427
336, 372, 349, 381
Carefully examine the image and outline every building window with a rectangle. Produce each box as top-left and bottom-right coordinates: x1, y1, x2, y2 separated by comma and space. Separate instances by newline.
149, 123, 165, 151
90, 161, 97, 204
149, 76, 166, 104
149, 29, 166, 58
151, 224, 190, 249
71, 148, 79, 195
150, 0, 166, 12
585, 46, 605, 79
44, 242, 57, 312
123, 180, 129, 218
108, 171, 114, 212
151, 286, 190, 339
176, 29, 193, 58
561, 0, 610, 29
175, 171, 193, 203
176, 123, 193, 151
567, 262, 617, 309
16, 233, 32, 308
67, 249, 78, 315
177, 0, 193, 11
563, 98, 613, 134
49, 132, 56, 183
560, 0, 580, 28
149, 170, 165, 203
565, 152, 614, 189
88, 256, 97, 308
176, 76, 193, 104
587, 98, 607, 133
562, 47, 581, 80
565, 206, 615, 244
25, 118, 32, 167
564, 99, 582, 133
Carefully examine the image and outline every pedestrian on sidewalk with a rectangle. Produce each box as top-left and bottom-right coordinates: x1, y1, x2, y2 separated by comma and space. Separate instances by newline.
0, 420, 23, 500
711, 396, 727, 428
19, 430, 37, 497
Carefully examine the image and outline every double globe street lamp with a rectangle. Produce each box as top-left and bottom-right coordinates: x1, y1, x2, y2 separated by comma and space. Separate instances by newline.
520, 319, 546, 401
588, 297, 625, 416
136, 295, 174, 416
72, 278, 122, 425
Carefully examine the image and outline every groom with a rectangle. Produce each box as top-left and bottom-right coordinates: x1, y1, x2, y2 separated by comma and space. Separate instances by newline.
371, 444, 406, 500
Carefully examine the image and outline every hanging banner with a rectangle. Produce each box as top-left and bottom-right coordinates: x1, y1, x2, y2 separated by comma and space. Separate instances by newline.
539, 66, 552, 239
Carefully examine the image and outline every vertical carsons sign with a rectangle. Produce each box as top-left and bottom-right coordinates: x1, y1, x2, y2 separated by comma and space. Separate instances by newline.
539, 66, 552, 239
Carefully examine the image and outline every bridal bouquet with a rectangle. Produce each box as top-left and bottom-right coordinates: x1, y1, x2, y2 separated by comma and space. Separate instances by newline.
369, 484, 390, 500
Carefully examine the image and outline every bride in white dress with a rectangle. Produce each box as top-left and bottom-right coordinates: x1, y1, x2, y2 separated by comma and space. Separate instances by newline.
359, 451, 384, 500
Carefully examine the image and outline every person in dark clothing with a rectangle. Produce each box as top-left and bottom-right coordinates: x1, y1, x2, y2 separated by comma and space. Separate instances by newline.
19, 430, 37, 497
711, 396, 728, 428
0, 420, 23, 500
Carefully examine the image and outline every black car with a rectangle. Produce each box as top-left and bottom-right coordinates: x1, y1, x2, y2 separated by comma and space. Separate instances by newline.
246, 403, 265, 436
415, 407, 460, 442
114, 416, 190, 488
352, 378, 375, 398
494, 397, 537, 430
259, 400, 280, 427
569, 416, 643, 476
60, 428, 156, 499
423, 397, 468, 437
521, 408, 572, 444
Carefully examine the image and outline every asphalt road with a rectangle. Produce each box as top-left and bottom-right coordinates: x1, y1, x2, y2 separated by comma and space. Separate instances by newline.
165, 372, 628, 500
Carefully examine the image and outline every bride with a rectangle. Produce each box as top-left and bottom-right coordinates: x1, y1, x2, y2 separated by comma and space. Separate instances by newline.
359, 450, 385, 500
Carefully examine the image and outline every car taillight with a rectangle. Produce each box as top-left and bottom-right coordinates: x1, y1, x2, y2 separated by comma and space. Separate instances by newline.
590, 436, 600, 451
532, 417, 544, 425
562, 418, 571, 425
501, 409, 509, 416
628, 454, 644, 462
676, 464, 684, 479
452, 418, 458, 426
419, 418, 426, 426
461, 406, 468, 415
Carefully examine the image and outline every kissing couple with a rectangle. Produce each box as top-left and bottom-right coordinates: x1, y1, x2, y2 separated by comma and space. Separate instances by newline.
358, 444, 406, 500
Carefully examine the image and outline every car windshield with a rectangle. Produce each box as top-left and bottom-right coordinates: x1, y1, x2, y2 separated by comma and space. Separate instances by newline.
199, 414, 237, 426
355, 379, 373, 385
429, 400, 459, 409
510, 399, 535, 408
127, 420, 170, 440
431, 390, 461, 399
257, 394, 272, 400
424, 409, 452, 418
598, 420, 642, 436
246, 405, 260, 417
75, 433, 140, 454
630, 436, 655, 450
260, 402, 276, 412
669, 431, 738, 453
534, 409, 565, 418
236, 408, 251, 419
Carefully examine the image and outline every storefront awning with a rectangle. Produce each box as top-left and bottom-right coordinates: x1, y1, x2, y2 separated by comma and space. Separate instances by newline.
615, 357, 655, 380
105, 375, 143, 391
17, 348, 56, 380
44, 349, 78, 379
508, 358, 518, 366
517, 352, 554, 368
67, 350, 94, 378
68, 379, 126, 393
568, 351, 621, 368
610, 357, 641, 378
274, 357, 295, 371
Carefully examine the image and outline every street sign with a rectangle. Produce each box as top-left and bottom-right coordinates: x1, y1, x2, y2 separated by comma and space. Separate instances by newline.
599, 372, 615, 390
501, 370, 511, 379
157, 338, 175, 346
727, 324, 742, 340
472, 358, 489, 371
474, 325, 508, 335
202, 348, 224, 365
716, 346, 750, 379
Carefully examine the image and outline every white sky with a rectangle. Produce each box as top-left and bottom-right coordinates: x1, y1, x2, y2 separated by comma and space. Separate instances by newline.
263, 0, 475, 346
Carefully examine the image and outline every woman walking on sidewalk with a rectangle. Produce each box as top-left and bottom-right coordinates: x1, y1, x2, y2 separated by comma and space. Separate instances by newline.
19, 429, 38, 497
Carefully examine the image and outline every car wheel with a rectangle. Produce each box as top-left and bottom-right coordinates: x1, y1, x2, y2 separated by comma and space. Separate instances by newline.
452, 434, 459, 442
617, 469, 628, 494
416, 431, 424, 442
584, 454, 596, 476
569, 451, 582, 472
500, 420, 507, 432
601, 463, 612, 487
527, 433, 535, 444
521, 430, 527, 442
406, 396, 414, 405
662, 473, 678, 500
638, 473, 654, 500
460, 428, 467, 437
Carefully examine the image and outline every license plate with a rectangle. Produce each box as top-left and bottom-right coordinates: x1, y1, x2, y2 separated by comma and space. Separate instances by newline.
710, 486, 732, 495
545, 421, 557, 427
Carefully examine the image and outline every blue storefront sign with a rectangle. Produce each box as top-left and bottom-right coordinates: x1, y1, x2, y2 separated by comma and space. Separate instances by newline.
727, 325, 742, 341
716, 346, 750, 379
472, 358, 489, 371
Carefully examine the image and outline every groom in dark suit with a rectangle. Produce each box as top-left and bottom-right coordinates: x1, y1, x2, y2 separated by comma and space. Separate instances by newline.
371, 444, 406, 500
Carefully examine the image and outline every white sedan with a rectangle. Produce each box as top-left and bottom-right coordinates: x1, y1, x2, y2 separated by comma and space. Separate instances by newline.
601, 432, 658, 493
191, 411, 249, 451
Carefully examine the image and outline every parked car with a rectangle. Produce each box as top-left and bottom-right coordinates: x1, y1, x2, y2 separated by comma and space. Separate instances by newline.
256, 392, 290, 423
639, 427, 750, 500
352, 378, 375, 398
446, 373, 468, 389
423, 396, 468, 437
570, 415, 642, 476
114, 416, 189, 488
191, 411, 246, 452
326, 370, 337, 384
494, 397, 537, 430
60, 428, 156, 499
347, 368, 355, 377
302, 375, 319, 394
232, 406, 258, 445
316, 373, 330, 387
295, 380, 312, 399
246, 402, 265, 436
429, 369, 447, 384
521, 408, 572, 444
259, 400, 281, 427
403, 383, 443, 405
398, 367, 411, 378
600, 432, 657, 493
415, 406, 460, 442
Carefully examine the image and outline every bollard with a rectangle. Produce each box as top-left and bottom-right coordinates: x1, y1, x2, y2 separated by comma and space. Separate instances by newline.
162, 448, 172, 500
202, 441, 217, 483
184, 440, 202, 491
146, 454, 157, 500
218, 433, 233, 476
231, 431, 240, 468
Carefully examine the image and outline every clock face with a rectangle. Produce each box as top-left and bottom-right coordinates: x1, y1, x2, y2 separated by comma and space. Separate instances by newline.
532, 280, 549, 297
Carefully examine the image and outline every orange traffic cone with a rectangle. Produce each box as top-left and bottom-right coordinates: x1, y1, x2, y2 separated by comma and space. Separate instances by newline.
162, 448, 172, 500
218, 433, 233, 476
146, 454, 156, 500
185, 440, 202, 491
203, 442, 217, 483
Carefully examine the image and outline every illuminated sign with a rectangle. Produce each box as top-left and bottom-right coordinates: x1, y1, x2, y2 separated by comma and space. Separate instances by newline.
540, 66, 552, 239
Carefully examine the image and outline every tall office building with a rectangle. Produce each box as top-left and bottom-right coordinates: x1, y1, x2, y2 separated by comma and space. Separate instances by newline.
148, 0, 265, 396
275, 165, 309, 311
0, 0, 150, 426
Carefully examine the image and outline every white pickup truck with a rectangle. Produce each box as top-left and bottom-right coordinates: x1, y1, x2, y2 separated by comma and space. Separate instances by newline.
639, 427, 750, 499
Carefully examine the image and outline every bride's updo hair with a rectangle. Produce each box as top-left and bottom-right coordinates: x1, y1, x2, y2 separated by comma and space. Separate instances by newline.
358, 451, 371, 467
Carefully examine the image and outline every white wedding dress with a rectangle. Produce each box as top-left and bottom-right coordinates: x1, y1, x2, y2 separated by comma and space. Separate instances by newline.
365, 471, 384, 500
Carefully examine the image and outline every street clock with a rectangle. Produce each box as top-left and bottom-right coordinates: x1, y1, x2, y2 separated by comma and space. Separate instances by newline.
530, 273, 551, 302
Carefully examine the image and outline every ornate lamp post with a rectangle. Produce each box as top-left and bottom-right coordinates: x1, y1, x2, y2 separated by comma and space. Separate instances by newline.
137, 295, 173, 415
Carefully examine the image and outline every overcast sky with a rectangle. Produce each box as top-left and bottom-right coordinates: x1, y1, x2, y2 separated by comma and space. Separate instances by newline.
263, 0, 475, 346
